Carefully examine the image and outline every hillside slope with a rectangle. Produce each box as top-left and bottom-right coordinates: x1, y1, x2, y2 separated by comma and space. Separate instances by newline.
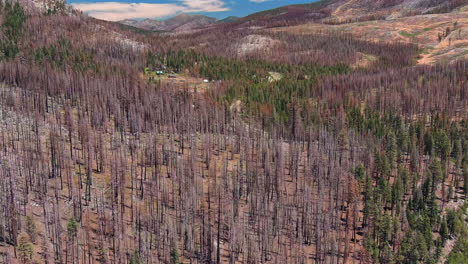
273, 9, 468, 64
173, 0, 466, 64
202, 0, 461, 31
116, 0, 466, 32
120, 13, 218, 32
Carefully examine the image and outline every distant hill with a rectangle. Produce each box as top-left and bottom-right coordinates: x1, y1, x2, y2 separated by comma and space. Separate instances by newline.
217, 0, 466, 65
120, 14, 218, 32
226, 0, 466, 28
119, 18, 164, 31
217, 16, 240, 24
118, 1, 465, 32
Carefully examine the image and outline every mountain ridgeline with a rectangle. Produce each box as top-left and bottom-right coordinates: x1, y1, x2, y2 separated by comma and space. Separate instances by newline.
120, 13, 223, 32
118, 0, 467, 32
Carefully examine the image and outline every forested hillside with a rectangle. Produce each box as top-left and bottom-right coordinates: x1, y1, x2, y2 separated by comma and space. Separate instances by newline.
120, 14, 219, 33
0, 1, 466, 264
209, 0, 467, 31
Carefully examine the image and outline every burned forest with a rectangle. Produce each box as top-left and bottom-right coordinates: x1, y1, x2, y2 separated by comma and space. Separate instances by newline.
0, 0, 467, 263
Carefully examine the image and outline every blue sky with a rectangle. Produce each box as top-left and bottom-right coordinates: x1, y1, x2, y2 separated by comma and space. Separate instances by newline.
69, 0, 317, 21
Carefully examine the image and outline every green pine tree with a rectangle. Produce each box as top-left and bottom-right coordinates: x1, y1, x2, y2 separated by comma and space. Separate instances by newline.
25, 216, 37, 243
170, 243, 180, 264
67, 217, 79, 237
17, 233, 34, 262
440, 217, 449, 246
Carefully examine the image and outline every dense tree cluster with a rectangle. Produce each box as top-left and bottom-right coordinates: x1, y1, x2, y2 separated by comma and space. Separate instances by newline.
0, 0, 26, 59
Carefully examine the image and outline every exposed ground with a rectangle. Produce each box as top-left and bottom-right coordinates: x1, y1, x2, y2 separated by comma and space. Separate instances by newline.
141, 72, 214, 93
437, 203, 467, 264
273, 10, 468, 65
236, 34, 282, 56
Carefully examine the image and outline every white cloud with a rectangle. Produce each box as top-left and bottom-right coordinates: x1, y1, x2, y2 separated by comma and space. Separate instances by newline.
71, 1, 229, 21
180, 0, 227, 10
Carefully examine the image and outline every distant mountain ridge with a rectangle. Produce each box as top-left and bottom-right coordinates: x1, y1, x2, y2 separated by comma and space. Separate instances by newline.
217, 16, 240, 24
120, 13, 223, 32
118, 0, 465, 32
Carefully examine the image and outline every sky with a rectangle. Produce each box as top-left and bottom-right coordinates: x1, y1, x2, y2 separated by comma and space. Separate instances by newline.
69, 0, 317, 21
